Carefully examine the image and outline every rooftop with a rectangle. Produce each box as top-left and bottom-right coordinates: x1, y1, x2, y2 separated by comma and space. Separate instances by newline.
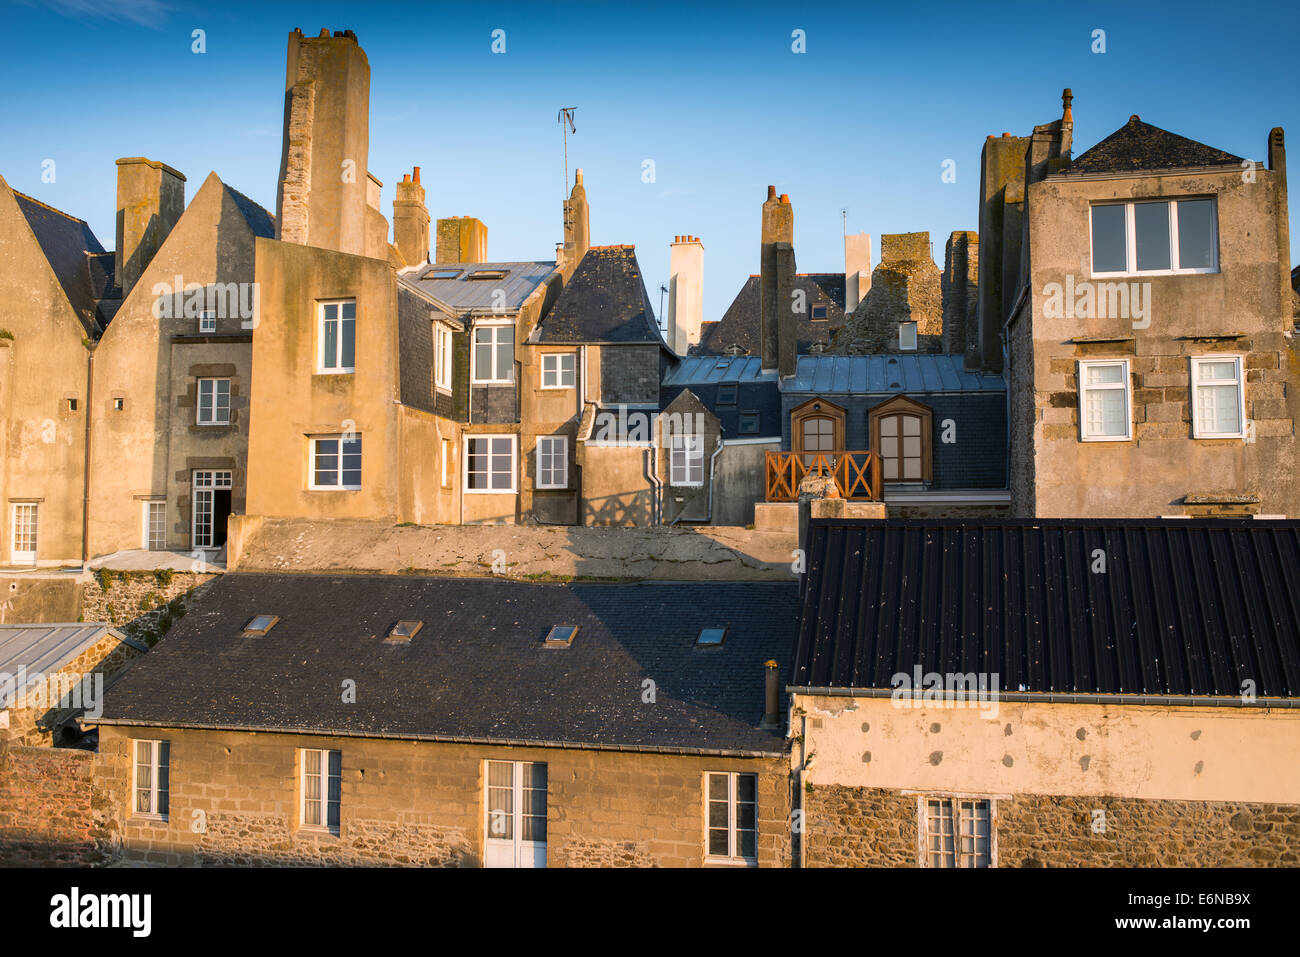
1062, 115, 1244, 176
533, 245, 664, 346
0, 623, 135, 709
785, 354, 1006, 394
399, 260, 556, 315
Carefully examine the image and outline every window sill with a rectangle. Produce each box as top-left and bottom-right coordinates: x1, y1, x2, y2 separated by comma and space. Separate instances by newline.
307, 486, 362, 492
315, 370, 355, 377
669, 482, 705, 489
129, 814, 168, 827
296, 826, 340, 839
535, 484, 569, 491
1079, 435, 1133, 443
1089, 269, 1218, 279
704, 856, 758, 868
464, 488, 517, 495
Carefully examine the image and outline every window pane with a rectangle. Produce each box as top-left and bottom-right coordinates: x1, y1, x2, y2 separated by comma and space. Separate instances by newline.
323, 319, 338, 368
341, 438, 362, 487
1199, 383, 1240, 433
1091, 205, 1127, 273
708, 827, 730, 857
1177, 199, 1215, 269
1134, 202, 1171, 271
737, 774, 756, 803
1087, 388, 1126, 436
738, 827, 757, 860
1086, 364, 1124, 385
708, 800, 729, 829
340, 317, 355, 369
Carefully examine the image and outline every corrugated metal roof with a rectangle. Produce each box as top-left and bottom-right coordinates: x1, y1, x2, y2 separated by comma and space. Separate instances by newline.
397, 261, 556, 314
792, 520, 1300, 700
785, 355, 1005, 394
662, 356, 777, 386
0, 623, 119, 707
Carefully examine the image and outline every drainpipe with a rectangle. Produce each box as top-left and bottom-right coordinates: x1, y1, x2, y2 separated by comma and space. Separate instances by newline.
704, 436, 724, 524
81, 349, 95, 566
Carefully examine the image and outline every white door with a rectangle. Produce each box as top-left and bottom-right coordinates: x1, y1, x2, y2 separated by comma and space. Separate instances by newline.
484, 760, 547, 868
11, 503, 37, 565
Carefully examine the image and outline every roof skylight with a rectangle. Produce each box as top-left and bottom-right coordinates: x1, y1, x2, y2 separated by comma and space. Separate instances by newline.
696, 628, 728, 647
544, 625, 578, 647
242, 615, 279, 636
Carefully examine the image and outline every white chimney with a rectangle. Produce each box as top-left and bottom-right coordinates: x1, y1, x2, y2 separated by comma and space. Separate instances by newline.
845, 231, 872, 312
667, 235, 704, 354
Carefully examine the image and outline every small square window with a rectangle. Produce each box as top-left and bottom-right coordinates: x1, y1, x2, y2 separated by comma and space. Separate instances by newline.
738, 412, 759, 435
66, 398, 78, 412
696, 627, 727, 647
544, 625, 578, 647
113, 398, 125, 411
899, 322, 918, 351
811, 304, 828, 320
717, 384, 738, 405
242, 614, 279, 636
199, 311, 217, 333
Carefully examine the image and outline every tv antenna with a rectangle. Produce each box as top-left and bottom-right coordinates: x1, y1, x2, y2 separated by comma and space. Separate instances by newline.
558, 107, 577, 193
659, 282, 669, 331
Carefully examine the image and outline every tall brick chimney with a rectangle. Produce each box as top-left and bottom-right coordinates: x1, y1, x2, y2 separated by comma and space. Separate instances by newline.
667, 235, 704, 354
435, 216, 487, 264
114, 157, 185, 298
275, 28, 372, 255
760, 186, 795, 375
563, 168, 590, 269
393, 166, 430, 267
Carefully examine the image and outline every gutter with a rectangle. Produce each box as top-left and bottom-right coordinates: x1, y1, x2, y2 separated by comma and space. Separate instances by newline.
787, 686, 1300, 709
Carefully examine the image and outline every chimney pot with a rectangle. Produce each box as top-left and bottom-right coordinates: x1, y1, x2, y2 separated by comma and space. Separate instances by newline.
413, 166, 421, 184
319, 28, 330, 37
402, 173, 410, 182
1001, 132, 1011, 138
575, 168, 584, 186
779, 193, 790, 204
767, 185, 776, 200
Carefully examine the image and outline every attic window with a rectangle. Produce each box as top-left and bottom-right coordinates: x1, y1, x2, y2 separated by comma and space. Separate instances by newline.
242, 614, 279, 636
544, 625, 578, 647
739, 412, 759, 435
717, 384, 738, 405
467, 270, 508, 281
387, 620, 423, 642
811, 304, 828, 320
428, 269, 462, 280
696, 627, 728, 647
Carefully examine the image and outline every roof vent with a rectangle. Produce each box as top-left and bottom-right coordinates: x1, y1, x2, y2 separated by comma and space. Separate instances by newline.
386, 620, 424, 642
696, 627, 728, 647
544, 625, 579, 647
242, 615, 279, 636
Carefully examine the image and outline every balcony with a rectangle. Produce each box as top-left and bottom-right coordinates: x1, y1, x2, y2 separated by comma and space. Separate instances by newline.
764, 451, 883, 502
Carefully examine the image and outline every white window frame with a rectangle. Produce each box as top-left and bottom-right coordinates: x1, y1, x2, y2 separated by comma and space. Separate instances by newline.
1089, 198, 1219, 278
1190, 355, 1246, 439
10, 503, 37, 564
142, 500, 166, 551
317, 299, 356, 374
199, 310, 216, 334
1077, 358, 1133, 442
705, 771, 758, 865
471, 322, 514, 384
299, 748, 341, 834
540, 352, 576, 390
132, 739, 169, 820
899, 321, 918, 351
196, 377, 231, 426
484, 760, 547, 868
464, 434, 517, 494
917, 795, 996, 868
434, 323, 453, 393
536, 435, 569, 490
669, 433, 705, 487
309, 434, 362, 491
191, 470, 232, 548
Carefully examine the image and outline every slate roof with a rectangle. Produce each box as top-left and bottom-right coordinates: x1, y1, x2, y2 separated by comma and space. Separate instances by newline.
224, 184, 275, 239
533, 246, 665, 345
98, 574, 798, 756
1064, 116, 1244, 175
792, 519, 1300, 702
0, 623, 136, 709
692, 274, 846, 357
399, 260, 556, 315
12, 190, 117, 335
784, 354, 1006, 394
662, 356, 776, 387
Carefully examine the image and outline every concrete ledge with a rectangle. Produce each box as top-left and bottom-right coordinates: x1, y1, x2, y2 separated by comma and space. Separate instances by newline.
753, 502, 799, 532
810, 500, 887, 520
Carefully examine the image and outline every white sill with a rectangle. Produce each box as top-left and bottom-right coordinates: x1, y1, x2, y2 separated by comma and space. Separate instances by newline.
130, 814, 168, 826
464, 487, 517, 495
669, 482, 705, 489
297, 826, 340, 838
316, 368, 355, 375
540, 384, 575, 390
196, 421, 231, 427
536, 484, 569, 491
1089, 268, 1218, 279
1079, 434, 1132, 443
704, 856, 757, 868
435, 385, 452, 395
471, 379, 514, 386
307, 485, 362, 491
1192, 432, 1245, 441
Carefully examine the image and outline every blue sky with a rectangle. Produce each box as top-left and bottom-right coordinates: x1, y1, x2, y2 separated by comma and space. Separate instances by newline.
3, 0, 1296, 321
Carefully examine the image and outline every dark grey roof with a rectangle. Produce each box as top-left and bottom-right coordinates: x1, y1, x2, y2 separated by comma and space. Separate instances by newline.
12, 190, 115, 335
692, 274, 846, 357
534, 246, 664, 345
224, 184, 275, 239
785, 354, 1006, 394
1064, 116, 1244, 175
99, 574, 798, 756
792, 519, 1300, 702
399, 261, 556, 315
662, 356, 776, 386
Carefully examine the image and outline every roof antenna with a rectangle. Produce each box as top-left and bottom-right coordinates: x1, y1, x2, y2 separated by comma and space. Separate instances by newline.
841, 208, 847, 238
659, 283, 668, 333
558, 107, 577, 195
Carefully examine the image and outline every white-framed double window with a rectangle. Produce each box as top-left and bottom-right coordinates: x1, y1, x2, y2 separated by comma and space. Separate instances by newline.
484, 760, 547, 868
472, 323, 514, 383
899, 321, 918, 351
10, 503, 37, 564
1078, 359, 1132, 441
434, 323, 453, 393
196, 377, 231, 425
465, 435, 516, 493
669, 433, 705, 487
199, 310, 216, 334
310, 435, 362, 490
540, 352, 575, 389
133, 739, 169, 819
142, 501, 166, 550
536, 436, 568, 489
1090, 198, 1218, 276
318, 300, 356, 373
191, 470, 232, 548
1190, 355, 1246, 439
300, 748, 341, 833
919, 796, 994, 868
706, 771, 758, 864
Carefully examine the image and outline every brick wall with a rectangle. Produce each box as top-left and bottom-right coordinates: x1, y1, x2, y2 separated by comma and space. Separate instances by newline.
805, 784, 1300, 867
0, 742, 116, 865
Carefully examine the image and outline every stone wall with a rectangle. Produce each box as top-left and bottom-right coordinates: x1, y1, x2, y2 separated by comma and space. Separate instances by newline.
942, 231, 978, 358
804, 784, 1300, 867
833, 232, 943, 354
0, 576, 81, 624
0, 742, 116, 865
80, 570, 217, 647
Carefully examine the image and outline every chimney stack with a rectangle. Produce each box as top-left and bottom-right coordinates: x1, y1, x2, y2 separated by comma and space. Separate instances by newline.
562, 167, 590, 270
844, 231, 872, 312
393, 165, 430, 267
760, 660, 780, 730
760, 185, 795, 374
667, 235, 704, 354
435, 216, 488, 264
275, 28, 373, 255
114, 157, 185, 298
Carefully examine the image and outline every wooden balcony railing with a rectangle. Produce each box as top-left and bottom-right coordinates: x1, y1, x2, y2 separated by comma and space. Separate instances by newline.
764, 451, 883, 502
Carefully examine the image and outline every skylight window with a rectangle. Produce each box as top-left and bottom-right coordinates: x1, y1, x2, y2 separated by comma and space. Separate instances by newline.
428, 268, 462, 280
467, 269, 508, 281
544, 625, 578, 647
387, 620, 424, 641
242, 615, 279, 636
696, 628, 728, 647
